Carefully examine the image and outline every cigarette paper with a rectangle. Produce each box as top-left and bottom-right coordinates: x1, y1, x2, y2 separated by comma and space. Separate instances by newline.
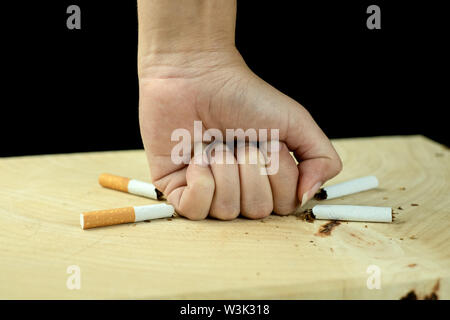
315, 175, 379, 200
311, 205, 392, 223
99, 173, 163, 200
80, 203, 174, 229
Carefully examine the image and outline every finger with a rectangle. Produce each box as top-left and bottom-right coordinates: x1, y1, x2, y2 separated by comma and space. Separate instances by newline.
207, 143, 240, 220
152, 167, 187, 197
287, 109, 342, 207
236, 143, 273, 219
166, 153, 215, 220
297, 156, 342, 207
261, 141, 299, 215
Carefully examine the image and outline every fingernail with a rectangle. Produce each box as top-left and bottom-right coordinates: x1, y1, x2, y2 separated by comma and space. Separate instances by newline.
300, 181, 322, 208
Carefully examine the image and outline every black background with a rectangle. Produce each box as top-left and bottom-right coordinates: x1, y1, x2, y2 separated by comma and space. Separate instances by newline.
2, 1, 448, 157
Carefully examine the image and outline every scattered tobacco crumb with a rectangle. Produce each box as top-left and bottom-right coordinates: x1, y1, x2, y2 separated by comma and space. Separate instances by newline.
398, 206, 403, 210
167, 218, 172, 221
316, 221, 341, 237
409, 235, 418, 240
411, 203, 419, 206
401, 291, 418, 300
244, 232, 248, 235
314, 188, 327, 200
408, 263, 417, 268
350, 233, 364, 241
399, 187, 406, 191
275, 226, 279, 228
297, 209, 316, 223
330, 248, 334, 252
424, 293, 438, 300
424, 281, 440, 300
383, 197, 389, 200
400, 283, 440, 299
364, 225, 368, 228
294, 244, 299, 247
433, 280, 440, 292
260, 220, 266, 223
400, 238, 404, 240
309, 240, 314, 243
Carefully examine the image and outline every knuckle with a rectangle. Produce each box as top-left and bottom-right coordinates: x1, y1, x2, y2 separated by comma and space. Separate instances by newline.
274, 201, 298, 215
183, 209, 208, 221
191, 177, 215, 192
333, 156, 343, 175
242, 202, 273, 219
210, 205, 240, 221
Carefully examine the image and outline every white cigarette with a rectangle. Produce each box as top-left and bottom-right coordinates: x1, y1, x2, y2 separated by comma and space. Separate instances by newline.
311, 205, 392, 223
98, 173, 163, 200
315, 175, 379, 200
80, 203, 174, 229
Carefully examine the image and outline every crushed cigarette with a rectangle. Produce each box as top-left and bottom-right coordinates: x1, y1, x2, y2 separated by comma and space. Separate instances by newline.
315, 175, 379, 200
310, 204, 392, 223
99, 173, 163, 200
80, 203, 174, 229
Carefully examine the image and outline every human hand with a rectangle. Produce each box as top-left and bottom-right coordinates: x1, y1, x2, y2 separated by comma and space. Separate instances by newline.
139, 48, 342, 220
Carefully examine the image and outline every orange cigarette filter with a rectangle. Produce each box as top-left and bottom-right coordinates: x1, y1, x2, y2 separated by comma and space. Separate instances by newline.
99, 173, 130, 193
82, 207, 135, 229
81, 204, 175, 229
99, 173, 163, 200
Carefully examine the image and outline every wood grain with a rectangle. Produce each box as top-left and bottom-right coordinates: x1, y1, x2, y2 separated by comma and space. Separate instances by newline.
0, 135, 448, 299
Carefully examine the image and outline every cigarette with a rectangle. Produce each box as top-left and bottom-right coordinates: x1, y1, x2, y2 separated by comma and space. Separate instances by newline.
99, 173, 163, 200
315, 175, 379, 200
80, 203, 174, 229
310, 205, 392, 223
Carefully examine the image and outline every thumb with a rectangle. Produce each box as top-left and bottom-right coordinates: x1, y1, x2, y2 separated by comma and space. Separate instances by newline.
284, 106, 342, 207
296, 156, 341, 207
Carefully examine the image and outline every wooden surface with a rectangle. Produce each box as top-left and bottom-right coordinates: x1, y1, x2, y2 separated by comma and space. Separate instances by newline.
0, 135, 449, 299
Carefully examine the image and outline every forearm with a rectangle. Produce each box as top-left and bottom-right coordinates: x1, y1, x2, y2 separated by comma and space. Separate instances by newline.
137, 0, 237, 77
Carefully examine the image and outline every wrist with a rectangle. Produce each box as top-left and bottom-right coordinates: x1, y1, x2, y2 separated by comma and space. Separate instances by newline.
137, 0, 238, 79
138, 47, 245, 80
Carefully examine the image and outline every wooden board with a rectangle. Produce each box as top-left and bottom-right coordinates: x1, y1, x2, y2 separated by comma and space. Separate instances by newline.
0, 135, 448, 299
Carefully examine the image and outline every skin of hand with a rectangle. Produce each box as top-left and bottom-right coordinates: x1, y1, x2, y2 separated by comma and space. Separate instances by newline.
137, 0, 342, 220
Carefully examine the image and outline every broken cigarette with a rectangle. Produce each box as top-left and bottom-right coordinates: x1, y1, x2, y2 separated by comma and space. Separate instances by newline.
80, 203, 174, 229
315, 175, 379, 200
310, 205, 392, 223
99, 173, 163, 200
